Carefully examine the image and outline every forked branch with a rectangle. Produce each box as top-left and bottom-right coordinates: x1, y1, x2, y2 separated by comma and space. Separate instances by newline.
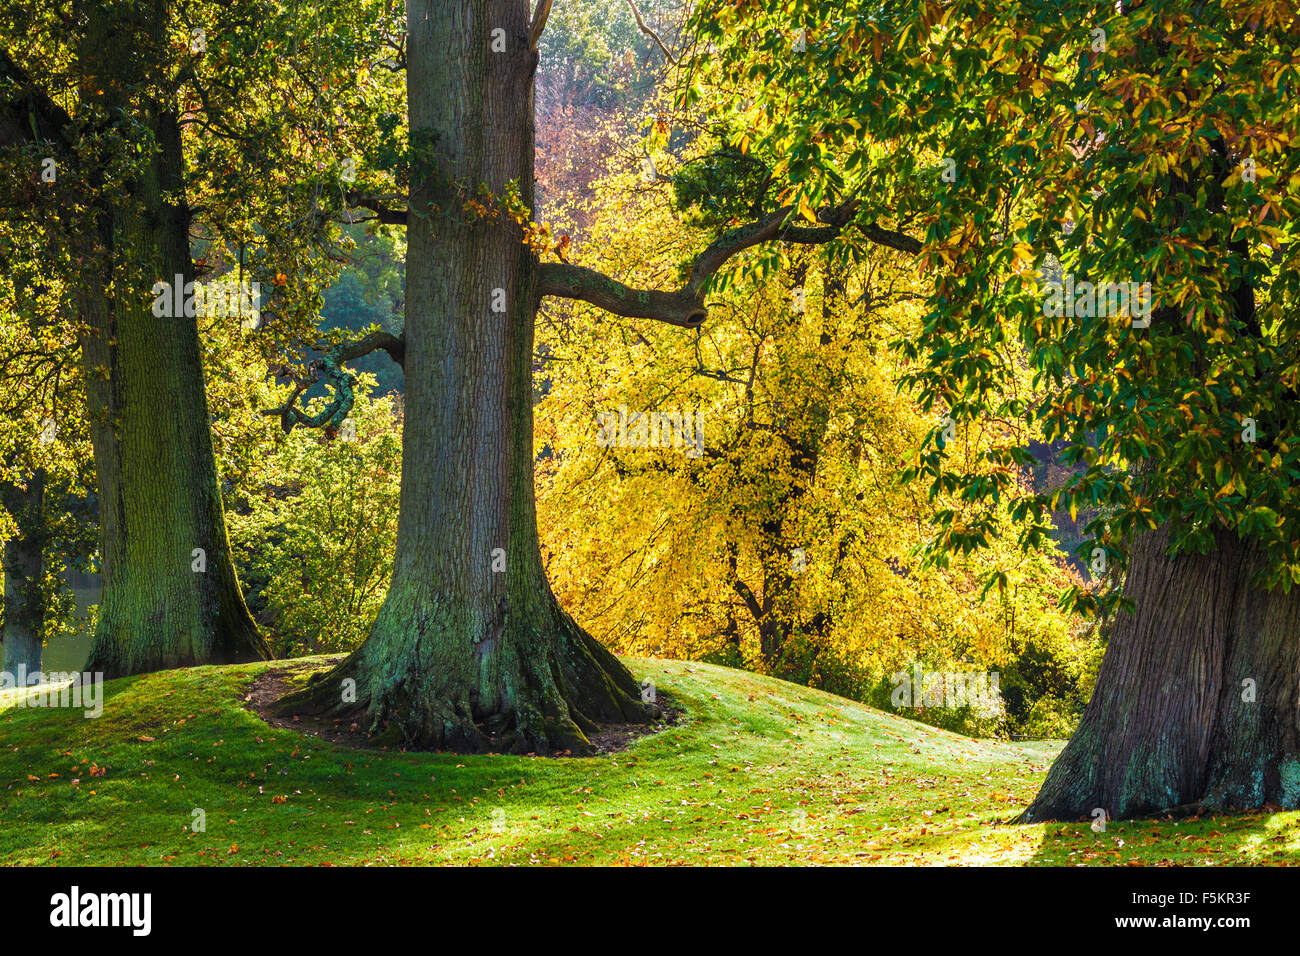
261, 330, 405, 434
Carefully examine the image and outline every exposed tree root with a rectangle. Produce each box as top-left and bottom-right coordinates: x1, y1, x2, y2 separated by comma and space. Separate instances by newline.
275, 592, 656, 755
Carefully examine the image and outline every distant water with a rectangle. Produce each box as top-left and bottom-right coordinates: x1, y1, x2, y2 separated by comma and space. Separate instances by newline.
0, 577, 97, 674
0, 630, 92, 674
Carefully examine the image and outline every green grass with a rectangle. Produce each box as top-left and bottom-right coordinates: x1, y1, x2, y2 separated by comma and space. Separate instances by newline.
1, 656, 1297, 866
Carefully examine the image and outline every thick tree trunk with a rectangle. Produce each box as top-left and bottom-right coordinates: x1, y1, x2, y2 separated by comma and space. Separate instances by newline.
79, 5, 267, 678
1, 472, 46, 675
1023, 525, 1300, 821
279, 0, 651, 753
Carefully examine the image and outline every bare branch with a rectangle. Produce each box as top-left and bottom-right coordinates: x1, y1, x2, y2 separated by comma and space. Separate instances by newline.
344, 191, 409, 226
624, 0, 677, 65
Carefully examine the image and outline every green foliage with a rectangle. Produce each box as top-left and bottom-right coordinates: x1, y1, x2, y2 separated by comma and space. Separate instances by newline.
0, 258, 98, 652
671, 146, 774, 228
997, 626, 1105, 739
226, 383, 402, 657
317, 226, 406, 397
862, 668, 1005, 739
690, 0, 1300, 617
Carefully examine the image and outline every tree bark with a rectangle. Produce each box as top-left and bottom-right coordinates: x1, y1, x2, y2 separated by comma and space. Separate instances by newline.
280, 0, 651, 752
78, 2, 267, 678
1023, 525, 1300, 821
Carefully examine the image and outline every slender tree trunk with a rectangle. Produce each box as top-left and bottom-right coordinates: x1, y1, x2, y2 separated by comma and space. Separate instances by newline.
1023, 525, 1300, 821
281, 0, 650, 753
79, 3, 267, 678
1, 472, 46, 674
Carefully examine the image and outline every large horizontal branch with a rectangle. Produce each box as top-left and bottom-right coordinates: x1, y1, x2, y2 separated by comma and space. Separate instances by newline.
334, 329, 405, 368
0, 47, 74, 150
536, 264, 711, 327
538, 201, 919, 327
344, 192, 408, 225
340, 189, 920, 329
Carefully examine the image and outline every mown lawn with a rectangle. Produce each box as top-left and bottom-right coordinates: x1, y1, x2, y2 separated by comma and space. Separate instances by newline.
1, 657, 1295, 866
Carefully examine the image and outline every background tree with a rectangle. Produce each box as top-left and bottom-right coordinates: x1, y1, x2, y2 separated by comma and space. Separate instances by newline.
0, 0, 400, 675
534, 0, 670, 225
0, 267, 97, 674
536, 148, 1090, 737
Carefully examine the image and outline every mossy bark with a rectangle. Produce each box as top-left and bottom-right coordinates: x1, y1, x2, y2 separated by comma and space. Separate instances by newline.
78, 4, 267, 678
1022, 525, 1300, 821
278, 0, 651, 753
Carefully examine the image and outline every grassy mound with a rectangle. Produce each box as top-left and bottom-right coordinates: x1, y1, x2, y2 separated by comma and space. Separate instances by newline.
0, 657, 1292, 866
